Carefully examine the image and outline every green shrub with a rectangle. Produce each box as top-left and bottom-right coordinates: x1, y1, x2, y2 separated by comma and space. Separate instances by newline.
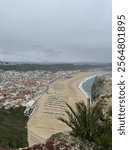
0, 106, 29, 149
58, 101, 112, 149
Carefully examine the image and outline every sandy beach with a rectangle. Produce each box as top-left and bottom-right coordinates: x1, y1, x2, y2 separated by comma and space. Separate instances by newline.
27, 71, 99, 146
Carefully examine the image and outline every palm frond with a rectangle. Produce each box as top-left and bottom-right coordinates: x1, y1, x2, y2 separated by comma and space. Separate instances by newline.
58, 100, 107, 142
58, 117, 75, 130
65, 103, 81, 124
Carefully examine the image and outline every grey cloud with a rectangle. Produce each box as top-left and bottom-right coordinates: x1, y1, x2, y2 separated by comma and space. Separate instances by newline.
0, 0, 111, 62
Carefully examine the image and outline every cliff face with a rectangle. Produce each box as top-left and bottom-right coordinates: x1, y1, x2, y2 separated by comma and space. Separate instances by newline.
91, 74, 112, 119
92, 74, 112, 101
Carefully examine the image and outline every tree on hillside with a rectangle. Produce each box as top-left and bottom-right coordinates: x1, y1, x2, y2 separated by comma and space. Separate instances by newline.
58, 100, 112, 150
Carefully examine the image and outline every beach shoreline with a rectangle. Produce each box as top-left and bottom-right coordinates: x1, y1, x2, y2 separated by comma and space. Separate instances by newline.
27, 71, 100, 146
79, 75, 97, 97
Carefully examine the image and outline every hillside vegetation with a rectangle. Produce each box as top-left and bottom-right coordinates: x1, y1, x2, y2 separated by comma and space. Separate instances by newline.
0, 106, 29, 149
0, 63, 111, 72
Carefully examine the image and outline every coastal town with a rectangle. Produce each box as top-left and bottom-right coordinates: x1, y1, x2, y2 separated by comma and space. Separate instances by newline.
0, 70, 79, 116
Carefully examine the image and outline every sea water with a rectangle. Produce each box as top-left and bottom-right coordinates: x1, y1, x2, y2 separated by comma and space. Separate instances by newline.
79, 75, 96, 105
81, 76, 96, 98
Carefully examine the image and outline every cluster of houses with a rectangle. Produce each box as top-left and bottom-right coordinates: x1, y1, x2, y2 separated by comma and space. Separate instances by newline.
0, 71, 56, 108
0, 70, 80, 116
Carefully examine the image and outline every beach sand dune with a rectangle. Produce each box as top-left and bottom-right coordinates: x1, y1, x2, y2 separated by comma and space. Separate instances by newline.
27, 71, 99, 146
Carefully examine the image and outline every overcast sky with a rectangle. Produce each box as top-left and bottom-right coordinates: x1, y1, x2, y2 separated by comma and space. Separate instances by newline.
0, 0, 112, 63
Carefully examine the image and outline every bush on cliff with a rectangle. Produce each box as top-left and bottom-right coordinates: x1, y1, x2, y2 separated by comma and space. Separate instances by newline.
58, 100, 112, 150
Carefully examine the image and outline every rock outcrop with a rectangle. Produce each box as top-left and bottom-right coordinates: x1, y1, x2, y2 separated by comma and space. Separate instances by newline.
22, 132, 89, 150
91, 74, 112, 101
91, 74, 112, 119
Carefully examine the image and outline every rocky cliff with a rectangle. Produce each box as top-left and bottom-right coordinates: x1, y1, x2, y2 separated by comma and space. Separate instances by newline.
92, 74, 112, 101
91, 74, 112, 119
22, 131, 90, 150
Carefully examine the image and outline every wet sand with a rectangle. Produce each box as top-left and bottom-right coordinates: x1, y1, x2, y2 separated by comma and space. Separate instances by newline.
27, 71, 99, 146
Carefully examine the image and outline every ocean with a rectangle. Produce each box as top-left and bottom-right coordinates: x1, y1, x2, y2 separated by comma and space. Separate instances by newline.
79, 76, 96, 98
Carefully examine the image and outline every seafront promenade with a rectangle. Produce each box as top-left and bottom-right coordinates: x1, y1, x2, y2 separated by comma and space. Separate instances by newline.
27, 71, 99, 146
